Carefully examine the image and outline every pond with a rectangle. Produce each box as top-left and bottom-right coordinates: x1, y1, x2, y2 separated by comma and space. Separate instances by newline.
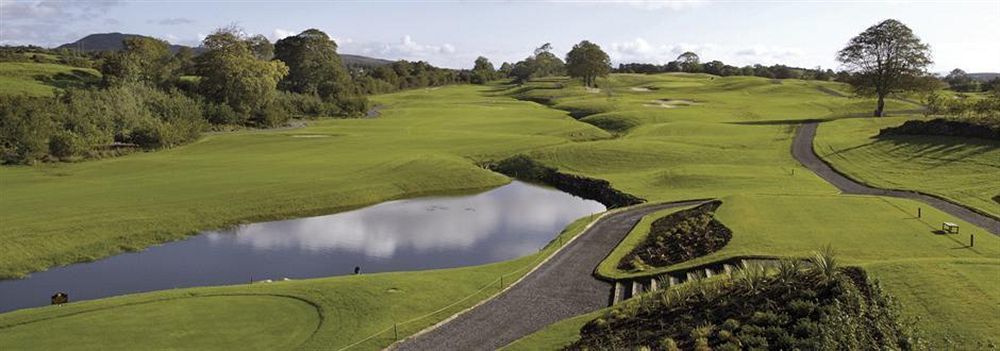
0, 181, 606, 313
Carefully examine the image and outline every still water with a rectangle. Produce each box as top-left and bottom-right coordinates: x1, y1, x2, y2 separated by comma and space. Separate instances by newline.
0, 181, 605, 313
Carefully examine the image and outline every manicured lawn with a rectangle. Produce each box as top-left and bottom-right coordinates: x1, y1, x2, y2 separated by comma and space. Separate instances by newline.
0, 62, 100, 96
0, 215, 594, 350
815, 116, 1000, 217
0, 295, 320, 350
2, 73, 995, 349
0, 84, 608, 279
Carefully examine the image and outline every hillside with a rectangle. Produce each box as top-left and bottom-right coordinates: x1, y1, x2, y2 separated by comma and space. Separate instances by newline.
57, 33, 197, 54
56, 33, 393, 66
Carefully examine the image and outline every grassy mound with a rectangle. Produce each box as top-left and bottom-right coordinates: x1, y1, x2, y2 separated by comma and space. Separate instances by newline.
0, 62, 100, 96
815, 117, 999, 217
0, 295, 320, 350
569, 253, 921, 350
618, 200, 731, 271
878, 118, 999, 140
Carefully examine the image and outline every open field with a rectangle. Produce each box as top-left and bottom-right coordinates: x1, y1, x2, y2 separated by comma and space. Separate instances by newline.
0, 62, 100, 96
815, 116, 1000, 217
0, 84, 608, 279
2, 73, 996, 349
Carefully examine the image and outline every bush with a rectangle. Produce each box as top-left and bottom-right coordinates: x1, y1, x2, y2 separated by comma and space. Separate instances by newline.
567, 257, 923, 350
0, 83, 206, 164
273, 91, 340, 118
251, 102, 291, 128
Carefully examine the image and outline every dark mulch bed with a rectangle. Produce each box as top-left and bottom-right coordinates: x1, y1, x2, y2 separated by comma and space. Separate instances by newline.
618, 200, 731, 271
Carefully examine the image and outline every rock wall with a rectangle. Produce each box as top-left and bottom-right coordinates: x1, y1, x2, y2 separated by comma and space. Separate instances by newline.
485, 155, 645, 208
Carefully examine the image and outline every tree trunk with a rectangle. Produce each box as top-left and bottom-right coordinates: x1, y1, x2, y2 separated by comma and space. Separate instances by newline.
875, 93, 885, 117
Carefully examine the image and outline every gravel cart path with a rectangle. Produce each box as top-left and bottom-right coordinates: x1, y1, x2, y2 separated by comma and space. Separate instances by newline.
393, 200, 704, 351
794, 122, 999, 235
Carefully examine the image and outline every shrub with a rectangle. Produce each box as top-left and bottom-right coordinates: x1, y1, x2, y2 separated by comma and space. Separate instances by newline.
618, 201, 731, 270
567, 250, 923, 351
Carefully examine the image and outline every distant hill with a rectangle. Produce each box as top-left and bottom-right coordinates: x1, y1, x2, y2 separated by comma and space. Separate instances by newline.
57, 33, 393, 67
341, 54, 393, 67
969, 72, 1000, 82
57, 33, 198, 54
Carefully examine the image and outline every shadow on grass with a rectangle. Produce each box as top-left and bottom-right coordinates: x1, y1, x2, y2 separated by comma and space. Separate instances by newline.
34, 69, 100, 90
870, 135, 999, 169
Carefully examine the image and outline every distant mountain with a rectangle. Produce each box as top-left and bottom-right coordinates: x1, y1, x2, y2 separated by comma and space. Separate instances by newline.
57, 33, 393, 67
341, 54, 393, 67
57, 33, 198, 54
969, 73, 1000, 82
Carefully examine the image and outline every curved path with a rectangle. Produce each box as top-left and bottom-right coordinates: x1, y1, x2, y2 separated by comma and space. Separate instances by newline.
393, 200, 705, 351
794, 122, 999, 235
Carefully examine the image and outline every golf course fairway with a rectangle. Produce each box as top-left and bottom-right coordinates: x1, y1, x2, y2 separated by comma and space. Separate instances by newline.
1, 74, 996, 349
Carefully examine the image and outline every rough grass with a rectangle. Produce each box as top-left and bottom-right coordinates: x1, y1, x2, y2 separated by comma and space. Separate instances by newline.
0, 62, 100, 96
815, 116, 1000, 217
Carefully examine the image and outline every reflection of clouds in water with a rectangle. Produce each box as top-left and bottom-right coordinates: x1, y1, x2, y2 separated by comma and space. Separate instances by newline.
206, 182, 605, 259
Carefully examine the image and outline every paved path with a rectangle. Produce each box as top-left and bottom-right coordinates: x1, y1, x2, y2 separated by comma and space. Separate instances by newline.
393, 200, 705, 351
794, 122, 999, 235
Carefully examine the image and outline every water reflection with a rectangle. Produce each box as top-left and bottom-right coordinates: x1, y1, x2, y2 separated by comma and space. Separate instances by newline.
0, 181, 605, 313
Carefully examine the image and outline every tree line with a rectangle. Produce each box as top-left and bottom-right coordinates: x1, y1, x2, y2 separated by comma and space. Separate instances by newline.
0, 27, 475, 164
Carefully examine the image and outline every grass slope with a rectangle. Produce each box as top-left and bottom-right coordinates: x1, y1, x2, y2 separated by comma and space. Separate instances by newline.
0, 84, 608, 278
2, 74, 996, 349
0, 215, 594, 350
814, 116, 1000, 217
0, 62, 100, 96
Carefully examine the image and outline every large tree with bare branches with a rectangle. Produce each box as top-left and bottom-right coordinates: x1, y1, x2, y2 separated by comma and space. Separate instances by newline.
837, 19, 932, 117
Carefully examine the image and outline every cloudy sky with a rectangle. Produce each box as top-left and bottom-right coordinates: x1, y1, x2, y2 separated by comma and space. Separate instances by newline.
2, 0, 998, 72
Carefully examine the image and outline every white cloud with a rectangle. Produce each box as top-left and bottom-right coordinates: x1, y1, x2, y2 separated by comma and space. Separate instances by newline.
733, 45, 805, 65
0, 0, 125, 46
272, 28, 297, 41
546, 0, 705, 11
606, 37, 813, 67
608, 37, 718, 64
340, 35, 459, 62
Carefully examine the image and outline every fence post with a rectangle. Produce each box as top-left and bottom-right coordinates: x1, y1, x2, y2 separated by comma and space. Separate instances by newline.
394, 322, 398, 340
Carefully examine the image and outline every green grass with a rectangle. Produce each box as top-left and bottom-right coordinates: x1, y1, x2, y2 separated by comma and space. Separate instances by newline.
2, 73, 996, 349
815, 116, 1000, 217
0, 295, 320, 350
502, 310, 603, 351
0, 214, 596, 350
0, 62, 100, 96
0, 84, 608, 279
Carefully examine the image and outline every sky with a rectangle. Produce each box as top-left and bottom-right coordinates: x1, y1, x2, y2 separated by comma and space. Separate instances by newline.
2, 0, 998, 72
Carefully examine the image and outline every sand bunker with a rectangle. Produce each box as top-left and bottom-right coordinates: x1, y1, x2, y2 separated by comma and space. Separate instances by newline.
643, 99, 700, 109
630, 87, 651, 92
585, 87, 602, 94
290, 134, 333, 138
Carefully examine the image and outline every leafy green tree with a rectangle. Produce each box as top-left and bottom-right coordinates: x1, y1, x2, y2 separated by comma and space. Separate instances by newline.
471, 56, 496, 84
101, 36, 176, 87
565, 40, 610, 87
274, 29, 366, 115
197, 27, 289, 123
171, 46, 197, 76
498, 62, 513, 77
837, 19, 932, 117
675, 51, 702, 73
944, 68, 980, 92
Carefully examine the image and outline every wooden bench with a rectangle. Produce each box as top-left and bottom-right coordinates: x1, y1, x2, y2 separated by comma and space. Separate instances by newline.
942, 222, 959, 234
